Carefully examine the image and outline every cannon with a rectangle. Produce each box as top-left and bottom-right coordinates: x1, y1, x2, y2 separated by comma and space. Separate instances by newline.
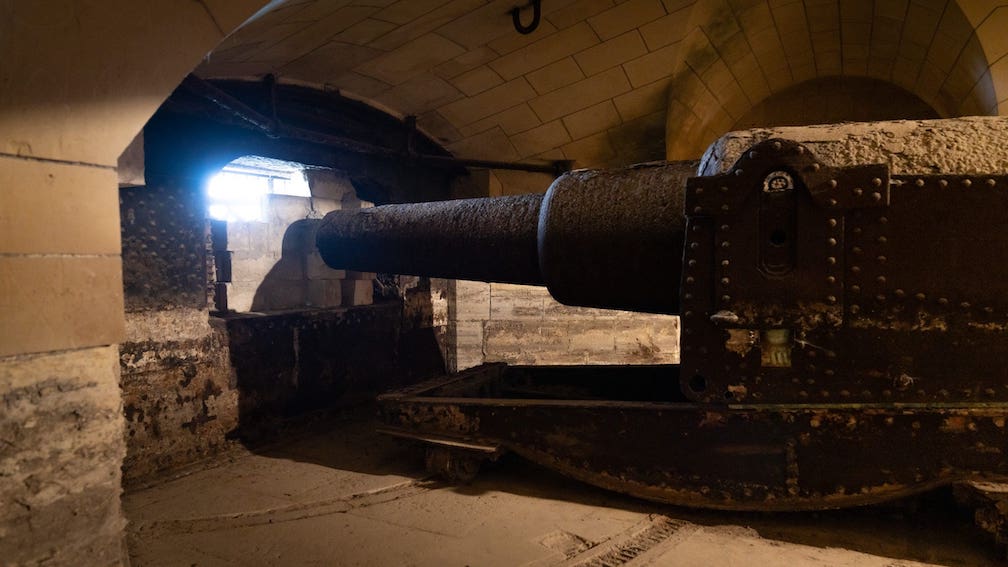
317, 139, 1008, 520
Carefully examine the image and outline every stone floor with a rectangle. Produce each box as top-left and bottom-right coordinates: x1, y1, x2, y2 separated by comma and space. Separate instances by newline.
124, 412, 1004, 566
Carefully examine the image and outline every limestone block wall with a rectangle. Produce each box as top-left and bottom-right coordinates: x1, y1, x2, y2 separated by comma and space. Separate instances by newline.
215, 172, 374, 313
444, 280, 680, 372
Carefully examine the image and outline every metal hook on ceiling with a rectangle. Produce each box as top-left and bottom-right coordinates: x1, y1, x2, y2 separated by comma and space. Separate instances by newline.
511, 0, 541, 35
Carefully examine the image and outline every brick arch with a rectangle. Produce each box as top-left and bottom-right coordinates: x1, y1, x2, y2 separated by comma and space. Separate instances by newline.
665, 0, 1001, 160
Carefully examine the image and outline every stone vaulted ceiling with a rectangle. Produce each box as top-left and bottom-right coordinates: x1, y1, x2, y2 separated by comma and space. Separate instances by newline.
197, 0, 1008, 193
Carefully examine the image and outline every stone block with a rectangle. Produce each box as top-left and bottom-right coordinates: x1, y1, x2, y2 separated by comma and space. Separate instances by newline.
0, 156, 119, 254
453, 320, 485, 371
545, 0, 614, 30
307, 279, 343, 308
489, 22, 600, 80
567, 320, 617, 352
450, 65, 505, 97
229, 251, 279, 283
357, 33, 465, 85
529, 66, 631, 123
526, 58, 585, 94
454, 280, 491, 320
563, 100, 623, 140
439, 78, 538, 127
640, 5, 692, 50
307, 250, 345, 280
574, 30, 648, 76
623, 42, 680, 88
267, 194, 312, 224
223, 282, 257, 313
0, 256, 125, 357
613, 77, 672, 121
510, 120, 572, 158
342, 278, 374, 306
459, 103, 542, 138
0, 346, 125, 565
587, 0, 665, 40
306, 169, 354, 200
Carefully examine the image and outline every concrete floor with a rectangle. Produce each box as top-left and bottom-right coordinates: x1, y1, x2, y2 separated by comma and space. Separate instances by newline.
125, 412, 1004, 566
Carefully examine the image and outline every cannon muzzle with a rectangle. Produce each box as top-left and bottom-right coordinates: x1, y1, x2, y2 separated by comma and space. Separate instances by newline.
316, 162, 694, 314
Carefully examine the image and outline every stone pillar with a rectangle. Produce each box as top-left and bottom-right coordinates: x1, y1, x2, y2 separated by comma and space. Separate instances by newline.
0, 2, 268, 563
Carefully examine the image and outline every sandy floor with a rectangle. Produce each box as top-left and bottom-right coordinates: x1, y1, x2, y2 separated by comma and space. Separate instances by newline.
124, 414, 1004, 566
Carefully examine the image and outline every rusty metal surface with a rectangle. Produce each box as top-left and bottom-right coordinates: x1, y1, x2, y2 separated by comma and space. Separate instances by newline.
538, 162, 692, 314
316, 194, 545, 285
379, 364, 1008, 511
681, 139, 1008, 405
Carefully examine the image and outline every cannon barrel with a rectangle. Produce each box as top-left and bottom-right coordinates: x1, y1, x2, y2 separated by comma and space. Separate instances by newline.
316, 162, 694, 314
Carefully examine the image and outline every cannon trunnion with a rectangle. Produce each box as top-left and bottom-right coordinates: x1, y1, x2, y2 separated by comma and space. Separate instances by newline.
317, 139, 1008, 513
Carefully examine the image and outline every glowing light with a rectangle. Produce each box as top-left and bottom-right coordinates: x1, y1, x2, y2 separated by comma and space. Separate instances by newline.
206, 157, 312, 222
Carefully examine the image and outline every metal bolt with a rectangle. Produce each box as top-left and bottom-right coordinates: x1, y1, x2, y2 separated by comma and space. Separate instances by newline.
693, 206, 702, 214
915, 178, 924, 187
827, 256, 837, 265
695, 187, 704, 194
811, 163, 821, 172
939, 179, 948, 188
962, 178, 972, 187
829, 179, 838, 188
684, 293, 693, 300
734, 169, 744, 176
852, 246, 863, 254
876, 276, 886, 285
688, 259, 697, 267
690, 242, 699, 249
684, 311, 693, 318
721, 295, 731, 302
938, 297, 949, 305
877, 255, 887, 263
827, 295, 837, 303
685, 276, 695, 284
915, 293, 926, 301
879, 216, 888, 223
895, 289, 905, 298
773, 141, 782, 150
827, 276, 836, 284
987, 178, 996, 187
828, 198, 838, 207
721, 204, 730, 211
720, 224, 730, 231
828, 218, 838, 227
853, 227, 862, 234
851, 265, 861, 273
721, 241, 730, 248
721, 277, 730, 286
721, 259, 730, 266
827, 237, 837, 246
851, 285, 861, 293
877, 236, 887, 244
853, 188, 863, 196
749, 150, 758, 159
876, 294, 886, 302
960, 301, 971, 309
872, 177, 883, 187
850, 304, 860, 314
871, 192, 882, 201
720, 185, 729, 193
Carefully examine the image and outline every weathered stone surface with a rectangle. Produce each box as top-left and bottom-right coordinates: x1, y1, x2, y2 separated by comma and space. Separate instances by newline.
119, 309, 237, 483
702, 117, 1008, 176
0, 346, 126, 565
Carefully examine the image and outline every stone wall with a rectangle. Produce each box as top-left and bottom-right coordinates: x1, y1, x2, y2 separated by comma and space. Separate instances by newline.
443, 280, 680, 372
214, 170, 374, 313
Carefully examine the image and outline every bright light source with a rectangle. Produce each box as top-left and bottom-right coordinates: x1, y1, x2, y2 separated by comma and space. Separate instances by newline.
206, 156, 312, 221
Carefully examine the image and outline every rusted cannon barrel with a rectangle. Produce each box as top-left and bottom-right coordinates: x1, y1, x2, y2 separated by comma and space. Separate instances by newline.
316, 194, 545, 285
316, 161, 693, 314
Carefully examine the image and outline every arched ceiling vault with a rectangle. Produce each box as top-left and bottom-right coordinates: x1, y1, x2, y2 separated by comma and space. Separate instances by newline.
665, 0, 1006, 159
199, 0, 1008, 192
